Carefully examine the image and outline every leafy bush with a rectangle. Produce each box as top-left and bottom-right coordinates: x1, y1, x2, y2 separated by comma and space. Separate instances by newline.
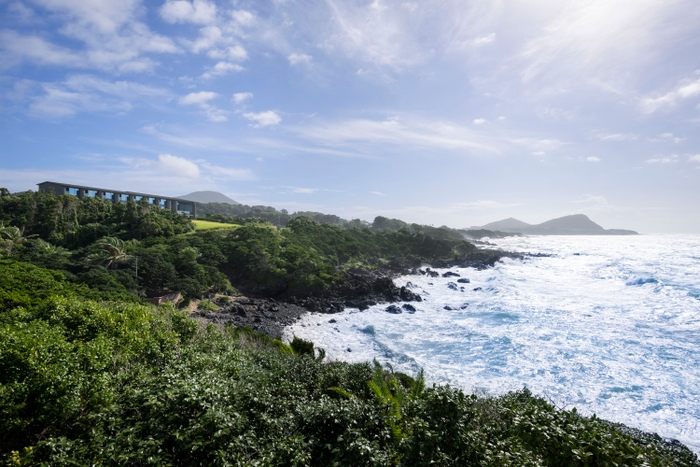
1, 292, 697, 466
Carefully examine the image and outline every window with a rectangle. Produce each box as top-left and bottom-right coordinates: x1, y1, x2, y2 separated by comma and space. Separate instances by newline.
66, 187, 79, 196
86, 190, 97, 197
104, 192, 114, 201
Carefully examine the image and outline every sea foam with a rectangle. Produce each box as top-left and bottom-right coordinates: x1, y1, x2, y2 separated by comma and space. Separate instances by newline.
285, 234, 700, 453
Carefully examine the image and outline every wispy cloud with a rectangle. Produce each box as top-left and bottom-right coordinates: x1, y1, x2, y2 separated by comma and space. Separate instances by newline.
27, 75, 170, 119
288, 53, 312, 66
232, 92, 253, 104
178, 91, 227, 122
640, 76, 700, 113
289, 115, 502, 155
160, 0, 217, 25
646, 155, 678, 164
201, 61, 244, 79
519, 0, 681, 85
574, 194, 608, 205
593, 132, 638, 141
243, 110, 282, 127
587, 156, 601, 162
0, 0, 179, 73
647, 132, 685, 144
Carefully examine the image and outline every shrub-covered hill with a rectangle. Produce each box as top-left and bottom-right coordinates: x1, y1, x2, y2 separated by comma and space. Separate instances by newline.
1, 189, 503, 303
1, 272, 697, 466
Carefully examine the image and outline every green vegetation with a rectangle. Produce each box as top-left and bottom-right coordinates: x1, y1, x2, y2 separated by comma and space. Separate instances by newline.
1, 279, 696, 465
0, 190, 486, 301
192, 219, 242, 231
1, 188, 697, 465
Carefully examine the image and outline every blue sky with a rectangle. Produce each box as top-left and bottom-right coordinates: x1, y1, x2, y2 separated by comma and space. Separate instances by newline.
1, 0, 699, 233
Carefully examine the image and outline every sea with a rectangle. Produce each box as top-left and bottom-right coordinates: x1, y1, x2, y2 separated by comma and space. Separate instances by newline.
284, 234, 700, 453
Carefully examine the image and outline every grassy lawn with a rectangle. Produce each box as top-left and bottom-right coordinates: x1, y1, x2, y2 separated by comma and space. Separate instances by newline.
192, 220, 241, 231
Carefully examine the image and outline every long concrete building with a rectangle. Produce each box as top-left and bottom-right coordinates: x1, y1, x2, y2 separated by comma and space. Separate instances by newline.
38, 181, 196, 218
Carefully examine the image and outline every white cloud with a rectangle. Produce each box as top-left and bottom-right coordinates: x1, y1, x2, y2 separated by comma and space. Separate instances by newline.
232, 92, 253, 104
179, 91, 218, 106
511, 137, 567, 152
575, 194, 608, 205
497, 116, 505, 120
200, 163, 256, 180
587, 156, 601, 162
291, 187, 317, 194
201, 61, 243, 79
27, 75, 169, 119
289, 115, 503, 156
473, 118, 485, 125
288, 53, 312, 66
456, 200, 521, 209
208, 45, 248, 61
243, 110, 282, 127
157, 153, 200, 177
646, 155, 678, 164
532, 151, 545, 156
204, 107, 228, 122
371, 191, 385, 196
648, 132, 685, 143
594, 132, 638, 141
687, 154, 700, 163
0, 30, 83, 67
641, 76, 700, 113
191, 26, 223, 53
473, 33, 495, 45
519, 0, 681, 84
160, 0, 217, 25
1, 1, 179, 73
231, 10, 255, 27
322, 0, 428, 70
179, 91, 227, 121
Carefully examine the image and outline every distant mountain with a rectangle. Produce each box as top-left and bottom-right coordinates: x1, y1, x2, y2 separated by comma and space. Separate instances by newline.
479, 217, 533, 231
179, 191, 239, 205
476, 214, 637, 235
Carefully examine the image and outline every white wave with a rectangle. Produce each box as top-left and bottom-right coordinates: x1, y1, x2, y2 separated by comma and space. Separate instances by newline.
284, 234, 700, 453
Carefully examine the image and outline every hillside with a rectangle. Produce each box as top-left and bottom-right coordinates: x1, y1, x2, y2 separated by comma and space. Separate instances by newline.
0, 188, 696, 465
477, 214, 638, 235
479, 217, 533, 231
180, 190, 239, 204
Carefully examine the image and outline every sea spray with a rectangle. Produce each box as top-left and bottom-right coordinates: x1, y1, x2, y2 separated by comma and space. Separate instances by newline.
286, 234, 700, 453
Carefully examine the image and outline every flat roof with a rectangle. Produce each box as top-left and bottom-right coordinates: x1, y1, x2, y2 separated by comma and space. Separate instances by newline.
38, 181, 193, 202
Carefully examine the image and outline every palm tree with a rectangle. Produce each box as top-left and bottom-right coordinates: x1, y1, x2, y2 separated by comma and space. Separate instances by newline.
86, 237, 132, 269
0, 222, 37, 255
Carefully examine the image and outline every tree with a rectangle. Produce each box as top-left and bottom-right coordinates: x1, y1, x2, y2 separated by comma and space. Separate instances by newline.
86, 237, 132, 269
0, 223, 37, 256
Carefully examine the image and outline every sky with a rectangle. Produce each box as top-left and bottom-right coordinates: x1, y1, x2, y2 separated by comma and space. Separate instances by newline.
1, 0, 699, 233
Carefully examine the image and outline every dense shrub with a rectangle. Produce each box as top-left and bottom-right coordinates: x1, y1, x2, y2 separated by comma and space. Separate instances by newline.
1, 292, 697, 466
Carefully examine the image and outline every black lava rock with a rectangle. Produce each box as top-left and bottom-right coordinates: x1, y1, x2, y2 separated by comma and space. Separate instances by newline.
442, 271, 460, 277
385, 304, 402, 314
402, 303, 416, 312
447, 282, 458, 290
457, 278, 471, 284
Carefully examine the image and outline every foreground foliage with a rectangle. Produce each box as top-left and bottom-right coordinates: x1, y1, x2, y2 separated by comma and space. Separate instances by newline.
0, 273, 697, 466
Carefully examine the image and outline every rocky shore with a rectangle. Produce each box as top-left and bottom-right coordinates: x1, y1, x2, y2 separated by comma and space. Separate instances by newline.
195, 249, 532, 338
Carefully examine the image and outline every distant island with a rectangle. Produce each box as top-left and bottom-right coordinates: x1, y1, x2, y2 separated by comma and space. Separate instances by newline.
474, 214, 638, 236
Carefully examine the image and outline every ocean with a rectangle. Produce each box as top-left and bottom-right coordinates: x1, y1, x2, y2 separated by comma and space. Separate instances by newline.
284, 234, 700, 453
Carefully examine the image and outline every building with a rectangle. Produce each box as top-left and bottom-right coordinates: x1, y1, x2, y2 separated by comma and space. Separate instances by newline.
37, 181, 196, 218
